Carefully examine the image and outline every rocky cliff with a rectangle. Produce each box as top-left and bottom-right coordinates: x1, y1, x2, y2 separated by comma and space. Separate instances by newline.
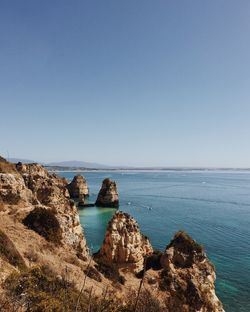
95, 178, 119, 208
1, 160, 88, 258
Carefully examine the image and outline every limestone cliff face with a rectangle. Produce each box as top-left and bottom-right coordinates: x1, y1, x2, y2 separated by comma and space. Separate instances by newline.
97, 212, 153, 269
67, 175, 89, 199
95, 178, 119, 208
0, 160, 88, 258
159, 231, 225, 312
16, 162, 70, 205
0, 173, 34, 206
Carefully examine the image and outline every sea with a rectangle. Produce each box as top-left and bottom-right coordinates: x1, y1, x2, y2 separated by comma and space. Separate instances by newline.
58, 170, 250, 312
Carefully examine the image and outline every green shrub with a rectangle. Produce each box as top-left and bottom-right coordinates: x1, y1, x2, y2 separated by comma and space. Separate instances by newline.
23, 207, 62, 245
167, 231, 204, 255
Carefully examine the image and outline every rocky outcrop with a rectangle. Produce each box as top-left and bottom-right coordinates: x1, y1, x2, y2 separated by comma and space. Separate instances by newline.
0, 173, 34, 206
96, 212, 153, 270
67, 175, 89, 200
95, 178, 119, 208
0, 161, 88, 259
16, 162, 70, 205
0, 158, 26, 206
159, 231, 225, 312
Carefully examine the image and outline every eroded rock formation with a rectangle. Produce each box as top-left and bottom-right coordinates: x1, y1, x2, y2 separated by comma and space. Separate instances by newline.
96, 211, 153, 270
0, 173, 34, 205
96, 211, 224, 311
16, 162, 70, 204
67, 175, 89, 199
95, 178, 119, 208
159, 231, 225, 312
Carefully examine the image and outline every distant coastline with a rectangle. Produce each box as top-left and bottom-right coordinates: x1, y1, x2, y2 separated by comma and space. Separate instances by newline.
8, 158, 250, 172
46, 165, 250, 172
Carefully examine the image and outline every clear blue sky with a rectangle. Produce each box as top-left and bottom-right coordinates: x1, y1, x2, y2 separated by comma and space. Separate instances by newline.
0, 0, 250, 167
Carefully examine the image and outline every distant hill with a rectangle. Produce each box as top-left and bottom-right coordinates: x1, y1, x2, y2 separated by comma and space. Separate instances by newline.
9, 158, 36, 164
47, 160, 110, 169
7, 158, 110, 169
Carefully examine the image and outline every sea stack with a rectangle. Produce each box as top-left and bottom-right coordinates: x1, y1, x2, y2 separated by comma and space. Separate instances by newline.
96, 211, 153, 270
95, 178, 119, 208
67, 175, 89, 199
159, 231, 225, 312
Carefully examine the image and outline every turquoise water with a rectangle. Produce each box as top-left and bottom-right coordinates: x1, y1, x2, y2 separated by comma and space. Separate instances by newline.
59, 171, 250, 312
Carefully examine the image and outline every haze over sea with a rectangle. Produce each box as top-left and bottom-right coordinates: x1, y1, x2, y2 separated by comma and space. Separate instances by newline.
59, 170, 250, 312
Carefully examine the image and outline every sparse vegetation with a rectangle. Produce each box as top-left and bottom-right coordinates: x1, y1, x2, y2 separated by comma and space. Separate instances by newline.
0, 229, 26, 269
167, 231, 204, 255
3, 266, 88, 312
159, 269, 172, 291
23, 207, 62, 245
84, 266, 102, 282
0, 265, 164, 312
118, 290, 165, 312
95, 262, 126, 285
0, 157, 17, 173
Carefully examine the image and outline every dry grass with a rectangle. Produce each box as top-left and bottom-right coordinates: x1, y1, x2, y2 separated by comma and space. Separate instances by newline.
0, 229, 26, 270
1, 265, 165, 312
0, 157, 17, 174
3, 266, 88, 312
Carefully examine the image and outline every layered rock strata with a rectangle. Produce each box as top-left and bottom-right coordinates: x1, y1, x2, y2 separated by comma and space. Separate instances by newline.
95, 178, 119, 208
